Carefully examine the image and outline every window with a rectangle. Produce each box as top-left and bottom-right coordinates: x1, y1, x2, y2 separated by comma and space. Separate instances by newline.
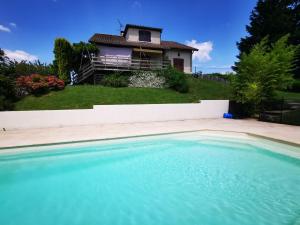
139, 30, 151, 42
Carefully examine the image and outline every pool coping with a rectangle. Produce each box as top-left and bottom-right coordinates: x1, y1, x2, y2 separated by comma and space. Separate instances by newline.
1, 129, 299, 150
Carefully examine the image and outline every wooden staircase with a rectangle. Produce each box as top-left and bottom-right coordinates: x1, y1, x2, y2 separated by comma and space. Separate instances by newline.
73, 62, 94, 84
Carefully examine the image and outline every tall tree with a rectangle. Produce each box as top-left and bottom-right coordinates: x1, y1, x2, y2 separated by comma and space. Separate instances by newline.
236, 0, 300, 78
0, 48, 4, 63
53, 38, 73, 83
72, 42, 98, 73
232, 35, 298, 109
0, 48, 5, 75
0, 48, 14, 76
0, 49, 16, 110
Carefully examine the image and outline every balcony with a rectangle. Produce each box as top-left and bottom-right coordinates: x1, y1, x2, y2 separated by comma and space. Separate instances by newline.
76, 56, 171, 84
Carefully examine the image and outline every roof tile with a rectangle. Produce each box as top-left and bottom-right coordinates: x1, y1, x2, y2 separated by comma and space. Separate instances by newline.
89, 33, 198, 51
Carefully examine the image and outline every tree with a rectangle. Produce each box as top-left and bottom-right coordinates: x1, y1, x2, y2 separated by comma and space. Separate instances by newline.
0, 48, 4, 63
0, 48, 15, 77
0, 74, 16, 111
53, 38, 73, 83
235, 0, 300, 78
0, 49, 16, 110
0, 48, 5, 75
72, 42, 98, 73
232, 35, 298, 109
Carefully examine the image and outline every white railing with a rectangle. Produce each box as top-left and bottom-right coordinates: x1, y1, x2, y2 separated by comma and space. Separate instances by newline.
91, 56, 170, 70
76, 56, 171, 83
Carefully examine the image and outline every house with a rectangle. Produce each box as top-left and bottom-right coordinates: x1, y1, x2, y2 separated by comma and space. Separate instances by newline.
76, 24, 198, 83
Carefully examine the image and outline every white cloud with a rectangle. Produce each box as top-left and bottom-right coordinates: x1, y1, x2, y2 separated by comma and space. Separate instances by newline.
0, 24, 11, 32
9, 22, 16, 28
132, 1, 142, 8
185, 40, 213, 62
4, 49, 38, 62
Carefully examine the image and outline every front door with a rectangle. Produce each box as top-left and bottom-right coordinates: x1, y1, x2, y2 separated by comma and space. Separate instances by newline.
140, 54, 150, 69
173, 58, 184, 72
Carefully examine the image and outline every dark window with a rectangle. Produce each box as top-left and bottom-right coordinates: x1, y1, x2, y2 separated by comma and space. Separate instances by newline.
139, 30, 151, 42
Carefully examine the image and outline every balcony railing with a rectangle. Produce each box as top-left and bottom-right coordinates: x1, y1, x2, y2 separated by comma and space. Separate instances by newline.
76, 56, 171, 84
91, 56, 171, 71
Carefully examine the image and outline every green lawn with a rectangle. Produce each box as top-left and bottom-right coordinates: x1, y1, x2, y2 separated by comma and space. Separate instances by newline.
15, 78, 231, 110
14, 77, 300, 110
277, 91, 300, 101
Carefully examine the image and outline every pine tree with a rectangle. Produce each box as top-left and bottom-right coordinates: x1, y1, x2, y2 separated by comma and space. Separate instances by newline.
235, 0, 300, 78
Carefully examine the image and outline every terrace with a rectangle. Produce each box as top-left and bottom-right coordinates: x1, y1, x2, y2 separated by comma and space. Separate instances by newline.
75, 56, 171, 84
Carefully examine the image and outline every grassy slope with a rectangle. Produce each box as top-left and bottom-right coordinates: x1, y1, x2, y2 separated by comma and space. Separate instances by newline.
276, 91, 300, 101
14, 77, 300, 110
15, 78, 231, 110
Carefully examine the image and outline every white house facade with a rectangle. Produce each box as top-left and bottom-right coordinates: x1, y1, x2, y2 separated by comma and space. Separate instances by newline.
89, 24, 198, 74
75, 24, 198, 84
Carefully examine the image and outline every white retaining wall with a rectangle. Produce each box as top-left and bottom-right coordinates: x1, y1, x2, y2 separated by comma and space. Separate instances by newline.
0, 100, 229, 130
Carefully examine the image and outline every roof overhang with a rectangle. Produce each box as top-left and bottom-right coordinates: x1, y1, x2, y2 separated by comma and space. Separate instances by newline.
89, 33, 198, 51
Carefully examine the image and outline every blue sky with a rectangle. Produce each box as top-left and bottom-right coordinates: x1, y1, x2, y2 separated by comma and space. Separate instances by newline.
0, 0, 257, 73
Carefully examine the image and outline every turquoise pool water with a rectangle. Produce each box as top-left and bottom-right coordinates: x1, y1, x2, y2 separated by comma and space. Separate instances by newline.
0, 133, 299, 225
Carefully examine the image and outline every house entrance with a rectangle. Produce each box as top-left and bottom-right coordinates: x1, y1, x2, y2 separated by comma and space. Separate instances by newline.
173, 58, 184, 72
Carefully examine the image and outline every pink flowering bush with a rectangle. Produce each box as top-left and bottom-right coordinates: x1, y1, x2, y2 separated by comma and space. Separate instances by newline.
16, 74, 65, 96
46, 75, 65, 90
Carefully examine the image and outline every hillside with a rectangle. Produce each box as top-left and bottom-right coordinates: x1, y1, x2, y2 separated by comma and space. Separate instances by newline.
15, 78, 231, 110
15, 77, 300, 110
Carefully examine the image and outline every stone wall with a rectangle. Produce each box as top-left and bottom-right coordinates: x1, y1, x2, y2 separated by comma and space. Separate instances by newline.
128, 71, 166, 88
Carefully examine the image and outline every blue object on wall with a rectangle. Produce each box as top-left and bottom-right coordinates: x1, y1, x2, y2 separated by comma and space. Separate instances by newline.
223, 113, 233, 119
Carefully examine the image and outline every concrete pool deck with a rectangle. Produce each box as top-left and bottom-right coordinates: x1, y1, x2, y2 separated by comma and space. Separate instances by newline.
1, 119, 300, 148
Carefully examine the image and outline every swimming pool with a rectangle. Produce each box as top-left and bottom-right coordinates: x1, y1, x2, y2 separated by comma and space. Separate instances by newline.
0, 131, 299, 225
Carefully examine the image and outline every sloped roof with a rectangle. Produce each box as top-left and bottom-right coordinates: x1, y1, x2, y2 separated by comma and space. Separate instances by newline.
161, 41, 198, 51
89, 33, 198, 51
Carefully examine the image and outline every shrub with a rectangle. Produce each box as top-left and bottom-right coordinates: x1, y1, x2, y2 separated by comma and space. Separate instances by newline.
1, 48, 57, 78
13, 60, 56, 77
101, 73, 129, 87
229, 100, 255, 119
0, 75, 16, 111
47, 75, 65, 90
288, 79, 300, 92
159, 66, 189, 93
16, 74, 65, 96
232, 35, 298, 112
